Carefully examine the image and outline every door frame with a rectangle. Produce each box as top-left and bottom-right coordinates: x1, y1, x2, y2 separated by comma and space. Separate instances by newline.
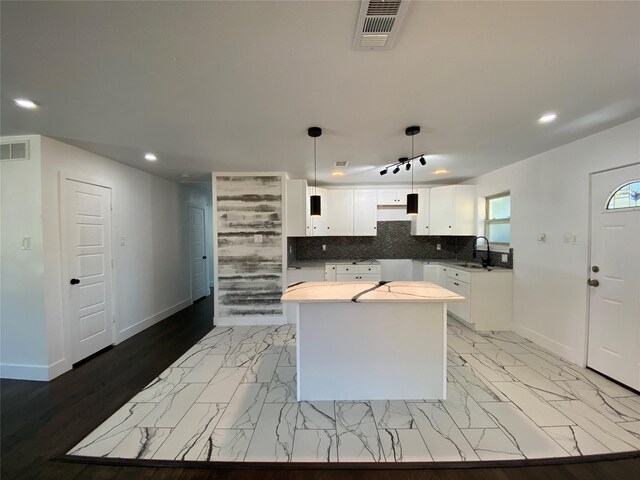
188, 202, 209, 302
584, 161, 640, 368
59, 171, 116, 365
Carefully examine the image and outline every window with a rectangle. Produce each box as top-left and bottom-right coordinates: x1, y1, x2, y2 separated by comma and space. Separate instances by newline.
606, 181, 640, 210
485, 192, 510, 245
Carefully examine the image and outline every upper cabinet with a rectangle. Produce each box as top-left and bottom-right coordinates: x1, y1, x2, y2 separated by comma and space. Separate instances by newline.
377, 189, 411, 206
325, 189, 353, 236
353, 190, 378, 236
428, 185, 476, 236
286, 179, 307, 237
410, 188, 431, 236
286, 180, 475, 237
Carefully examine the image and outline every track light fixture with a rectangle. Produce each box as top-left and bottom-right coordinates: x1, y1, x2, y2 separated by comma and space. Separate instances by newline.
378, 129, 427, 177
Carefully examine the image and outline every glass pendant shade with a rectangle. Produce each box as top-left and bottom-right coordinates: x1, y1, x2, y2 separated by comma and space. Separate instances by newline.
406, 193, 419, 215
310, 194, 321, 216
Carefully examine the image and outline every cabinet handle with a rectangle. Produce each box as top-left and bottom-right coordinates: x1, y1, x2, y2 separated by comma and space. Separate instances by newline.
454, 282, 459, 286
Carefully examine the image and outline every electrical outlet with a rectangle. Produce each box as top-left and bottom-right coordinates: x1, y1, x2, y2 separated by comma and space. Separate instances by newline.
322, 244, 327, 251
120, 236, 126, 246
502, 253, 508, 263
436, 243, 441, 251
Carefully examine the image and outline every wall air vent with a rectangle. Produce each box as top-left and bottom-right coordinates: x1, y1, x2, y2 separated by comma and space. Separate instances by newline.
334, 161, 349, 167
0, 141, 30, 161
353, 0, 410, 51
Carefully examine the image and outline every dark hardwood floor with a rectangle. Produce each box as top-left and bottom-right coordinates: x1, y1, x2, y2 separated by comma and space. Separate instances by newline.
2, 296, 639, 480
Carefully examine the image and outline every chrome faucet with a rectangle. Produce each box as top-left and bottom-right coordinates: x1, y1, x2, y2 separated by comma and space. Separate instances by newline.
473, 236, 492, 268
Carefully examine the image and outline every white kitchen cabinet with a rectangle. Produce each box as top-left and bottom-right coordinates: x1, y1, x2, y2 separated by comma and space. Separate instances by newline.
325, 189, 353, 236
286, 179, 308, 237
377, 189, 411, 206
428, 185, 476, 236
306, 186, 327, 236
336, 264, 382, 281
410, 188, 431, 235
325, 264, 337, 281
444, 266, 513, 331
353, 190, 378, 236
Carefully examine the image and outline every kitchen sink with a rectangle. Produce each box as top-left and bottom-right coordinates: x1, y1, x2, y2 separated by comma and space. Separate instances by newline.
456, 262, 485, 269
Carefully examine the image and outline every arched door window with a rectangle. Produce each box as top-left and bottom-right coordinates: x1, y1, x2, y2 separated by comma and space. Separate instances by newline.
606, 181, 640, 210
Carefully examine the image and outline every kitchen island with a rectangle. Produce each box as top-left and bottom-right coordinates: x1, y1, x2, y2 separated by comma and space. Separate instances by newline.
281, 281, 464, 401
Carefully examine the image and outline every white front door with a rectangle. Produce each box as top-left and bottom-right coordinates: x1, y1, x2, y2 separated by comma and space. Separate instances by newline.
61, 178, 114, 363
190, 205, 207, 301
587, 163, 640, 390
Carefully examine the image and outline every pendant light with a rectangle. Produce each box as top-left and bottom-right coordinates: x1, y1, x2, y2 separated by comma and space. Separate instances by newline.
406, 126, 420, 215
308, 127, 322, 216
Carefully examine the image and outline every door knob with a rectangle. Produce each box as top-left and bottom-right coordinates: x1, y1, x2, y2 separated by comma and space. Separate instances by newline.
70, 278, 80, 285
591, 266, 599, 272
587, 279, 599, 287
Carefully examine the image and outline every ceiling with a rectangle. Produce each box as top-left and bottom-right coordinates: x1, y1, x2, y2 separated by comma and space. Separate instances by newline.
1, 1, 639, 187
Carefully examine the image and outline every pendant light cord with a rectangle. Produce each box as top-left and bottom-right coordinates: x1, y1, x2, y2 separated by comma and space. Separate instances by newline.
314, 137, 317, 194
411, 134, 414, 193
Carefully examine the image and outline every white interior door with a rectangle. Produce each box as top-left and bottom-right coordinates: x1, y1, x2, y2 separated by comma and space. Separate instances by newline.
588, 163, 640, 390
190, 205, 207, 301
61, 178, 114, 363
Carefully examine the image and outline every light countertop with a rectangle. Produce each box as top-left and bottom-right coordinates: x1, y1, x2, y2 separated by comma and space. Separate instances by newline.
423, 260, 512, 273
281, 281, 465, 303
288, 259, 380, 270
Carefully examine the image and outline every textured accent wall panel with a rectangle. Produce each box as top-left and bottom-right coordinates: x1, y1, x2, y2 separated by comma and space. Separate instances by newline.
215, 176, 283, 316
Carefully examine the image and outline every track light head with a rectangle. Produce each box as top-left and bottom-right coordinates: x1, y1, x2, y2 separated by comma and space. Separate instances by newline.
419, 156, 426, 166
380, 169, 388, 176
392, 166, 400, 174
406, 162, 411, 171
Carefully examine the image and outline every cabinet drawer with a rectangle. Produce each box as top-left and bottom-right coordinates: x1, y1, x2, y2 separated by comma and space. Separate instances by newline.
357, 264, 381, 274
336, 265, 357, 274
336, 273, 380, 282
447, 268, 470, 283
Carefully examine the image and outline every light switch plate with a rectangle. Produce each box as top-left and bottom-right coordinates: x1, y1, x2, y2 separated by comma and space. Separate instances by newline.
21, 237, 31, 250
502, 253, 508, 262
254, 234, 263, 243
322, 244, 327, 251
436, 244, 441, 251
120, 237, 126, 246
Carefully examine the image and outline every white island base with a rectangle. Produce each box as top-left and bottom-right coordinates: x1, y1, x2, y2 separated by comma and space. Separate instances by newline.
295, 302, 447, 401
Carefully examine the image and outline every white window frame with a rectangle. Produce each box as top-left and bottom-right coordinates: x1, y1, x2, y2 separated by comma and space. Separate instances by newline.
485, 191, 511, 248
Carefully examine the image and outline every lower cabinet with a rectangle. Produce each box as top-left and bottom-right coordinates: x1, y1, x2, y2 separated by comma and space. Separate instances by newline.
335, 264, 381, 281
444, 266, 513, 331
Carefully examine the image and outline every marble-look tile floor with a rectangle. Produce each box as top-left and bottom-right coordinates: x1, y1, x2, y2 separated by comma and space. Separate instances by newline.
68, 319, 640, 463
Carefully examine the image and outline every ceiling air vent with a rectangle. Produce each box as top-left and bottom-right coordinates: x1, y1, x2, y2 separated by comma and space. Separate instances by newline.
353, 0, 410, 51
0, 141, 30, 161
334, 161, 349, 167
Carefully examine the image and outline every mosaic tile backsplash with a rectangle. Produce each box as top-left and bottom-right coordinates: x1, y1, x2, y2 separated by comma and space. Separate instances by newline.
291, 221, 513, 268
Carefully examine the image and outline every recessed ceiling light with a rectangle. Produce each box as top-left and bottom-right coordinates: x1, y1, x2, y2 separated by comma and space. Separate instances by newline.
144, 153, 157, 161
14, 98, 38, 109
538, 112, 558, 124
432, 169, 448, 175
331, 170, 345, 177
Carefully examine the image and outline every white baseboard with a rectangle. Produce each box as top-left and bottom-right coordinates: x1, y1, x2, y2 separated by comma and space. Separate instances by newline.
117, 298, 192, 344
216, 315, 286, 326
0, 363, 50, 381
511, 323, 577, 364
48, 358, 71, 380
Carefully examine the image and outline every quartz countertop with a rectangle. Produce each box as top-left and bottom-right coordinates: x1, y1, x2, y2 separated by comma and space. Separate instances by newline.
288, 259, 380, 270
423, 260, 512, 273
281, 281, 465, 303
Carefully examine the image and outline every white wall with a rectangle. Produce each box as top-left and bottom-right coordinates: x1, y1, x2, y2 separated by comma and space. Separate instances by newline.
0, 136, 50, 379
40, 136, 194, 378
469, 118, 640, 364
1, 135, 197, 380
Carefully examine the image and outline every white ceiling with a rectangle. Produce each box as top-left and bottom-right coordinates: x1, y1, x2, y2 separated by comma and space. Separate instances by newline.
1, 1, 639, 187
